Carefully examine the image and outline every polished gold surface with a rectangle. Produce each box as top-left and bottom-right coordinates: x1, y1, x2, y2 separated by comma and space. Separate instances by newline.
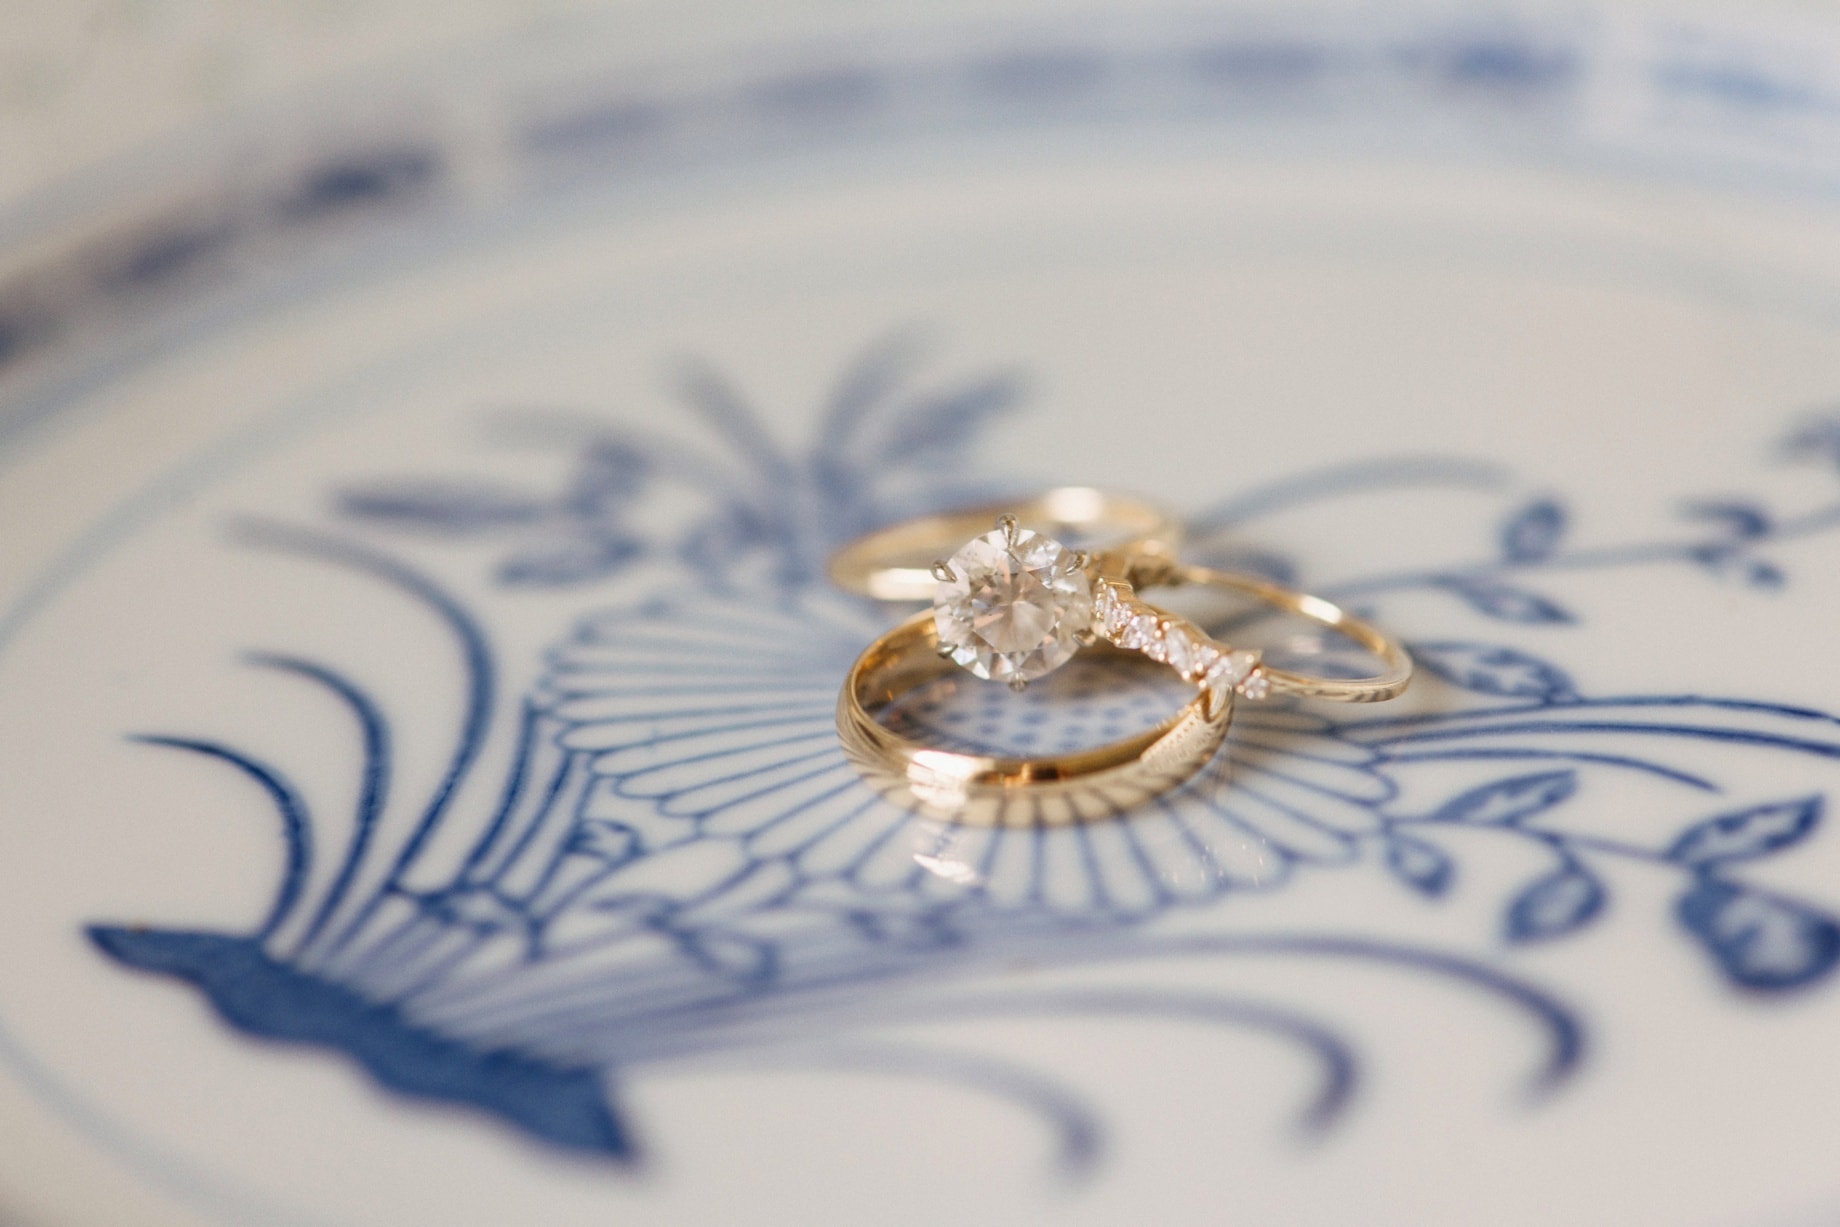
827, 486, 1181, 601
836, 610, 1232, 825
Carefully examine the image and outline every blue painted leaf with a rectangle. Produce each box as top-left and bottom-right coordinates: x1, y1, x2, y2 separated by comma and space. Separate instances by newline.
1681, 500, 1771, 539
874, 375, 1021, 467
1504, 862, 1605, 942
676, 360, 793, 478
1432, 770, 1577, 825
1436, 576, 1573, 624
1743, 558, 1785, 590
1668, 797, 1821, 866
338, 481, 548, 533
1677, 879, 1840, 991
1411, 641, 1577, 700
1688, 541, 1735, 569
1779, 415, 1840, 470
563, 442, 648, 516
1500, 498, 1567, 562
498, 534, 642, 586
1384, 835, 1453, 897
812, 327, 927, 460
1689, 542, 1787, 590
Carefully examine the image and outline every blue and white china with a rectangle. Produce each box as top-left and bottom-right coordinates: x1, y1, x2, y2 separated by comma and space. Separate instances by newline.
6, 4, 1840, 1224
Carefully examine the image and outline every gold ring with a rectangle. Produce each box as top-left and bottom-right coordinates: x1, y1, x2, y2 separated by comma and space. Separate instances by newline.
834, 513, 1413, 823
836, 611, 1234, 826
1094, 564, 1415, 704
828, 486, 1181, 601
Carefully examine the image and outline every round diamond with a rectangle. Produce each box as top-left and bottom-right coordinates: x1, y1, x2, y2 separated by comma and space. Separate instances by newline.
933, 526, 1093, 685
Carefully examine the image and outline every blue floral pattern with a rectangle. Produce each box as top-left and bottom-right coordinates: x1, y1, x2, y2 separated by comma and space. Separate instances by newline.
87, 341, 1840, 1173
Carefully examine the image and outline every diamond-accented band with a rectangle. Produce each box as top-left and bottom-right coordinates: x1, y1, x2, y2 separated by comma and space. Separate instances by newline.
1093, 578, 1267, 716
1101, 565, 1414, 705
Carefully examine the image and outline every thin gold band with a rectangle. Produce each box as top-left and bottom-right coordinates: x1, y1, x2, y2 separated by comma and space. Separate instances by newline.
836, 610, 1232, 825
1112, 563, 1415, 703
828, 486, 1181, 602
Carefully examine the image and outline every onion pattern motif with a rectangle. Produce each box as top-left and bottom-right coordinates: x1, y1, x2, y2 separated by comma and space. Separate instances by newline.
89, 342, 1840, 1169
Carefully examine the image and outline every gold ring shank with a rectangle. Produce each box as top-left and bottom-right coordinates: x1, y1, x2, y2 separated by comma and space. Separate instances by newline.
838, 610, 1231, 825
828, 487, 1181, 601
1154, 564, 1414, 703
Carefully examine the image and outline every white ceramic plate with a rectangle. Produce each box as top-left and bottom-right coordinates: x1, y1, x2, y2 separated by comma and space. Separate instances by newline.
5, 6, 1840, 1225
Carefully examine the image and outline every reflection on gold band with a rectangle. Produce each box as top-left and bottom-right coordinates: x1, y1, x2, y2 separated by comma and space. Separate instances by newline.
836, 610, 1232, 826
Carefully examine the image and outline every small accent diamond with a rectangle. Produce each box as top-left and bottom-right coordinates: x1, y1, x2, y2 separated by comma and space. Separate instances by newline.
1116, 610, 1159, 652
1187, 637, 1222, 681
1093, 582, 1118, 619
1239, 667, 1272, 701
1160, 622, 1204, 676
1095, 582, 1135, 640
1203, 651, 1246, 690
1203, 647, 1262, 700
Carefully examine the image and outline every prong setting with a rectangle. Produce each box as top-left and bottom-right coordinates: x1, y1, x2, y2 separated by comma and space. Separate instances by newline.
931, 520, 1094, 686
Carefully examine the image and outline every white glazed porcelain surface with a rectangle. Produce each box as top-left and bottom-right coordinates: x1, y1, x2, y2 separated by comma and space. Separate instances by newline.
5, 6, 1840, 1226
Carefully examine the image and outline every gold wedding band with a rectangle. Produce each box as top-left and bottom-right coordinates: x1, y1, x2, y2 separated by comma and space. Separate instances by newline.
828, 486, 1180, 601
836, 611, 1233, 826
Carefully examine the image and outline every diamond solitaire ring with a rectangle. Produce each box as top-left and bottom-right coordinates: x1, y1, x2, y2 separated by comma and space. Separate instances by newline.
832, 502, 1413, 823
925, 515, 1411, 706
827, 486, 1181, 602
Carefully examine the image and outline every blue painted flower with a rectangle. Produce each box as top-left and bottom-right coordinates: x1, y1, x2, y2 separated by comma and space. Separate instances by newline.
86, 342, 1840, 1170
